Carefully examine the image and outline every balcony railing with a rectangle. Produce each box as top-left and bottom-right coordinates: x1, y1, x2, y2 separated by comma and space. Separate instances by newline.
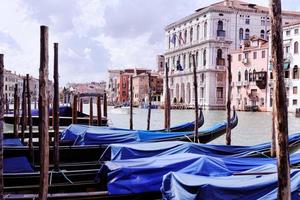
217, 30, 226, 37
216, 58, 225, 66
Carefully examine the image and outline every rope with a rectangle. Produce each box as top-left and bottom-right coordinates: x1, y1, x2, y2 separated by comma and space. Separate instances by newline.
184, 135, 193, 142
98, 146, 110, 162
49, 169, 73, 185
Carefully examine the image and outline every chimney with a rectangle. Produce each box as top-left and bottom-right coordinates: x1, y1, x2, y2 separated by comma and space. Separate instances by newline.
224, 0, 234, 7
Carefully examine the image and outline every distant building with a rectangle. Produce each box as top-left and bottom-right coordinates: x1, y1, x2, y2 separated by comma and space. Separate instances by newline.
163, 0, 300, 109
267, 21, 300, 112
231, 37, 269, 111
157, 55, 165, 74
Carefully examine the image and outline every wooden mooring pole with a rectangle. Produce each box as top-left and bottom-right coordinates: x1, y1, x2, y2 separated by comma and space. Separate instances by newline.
270, 0, 291, 198
103, 92, 107, 118
72, 95, 78, 124
192, 54, 199, 143
226, 55, 232, 145
53, 43, 60, 171
26, 74, 33, 149
164, 63, 171, 131
0, 54, 5, 199
97, 96, 102, 126
146, 73, 152, 130
5, 94, 8, 114
21, 78, 26, 143
80, 98, 83, 113
129, 76, 133, 130
13, 84, 19, 138
38, 25, 49, 200
89, 97, 93, 126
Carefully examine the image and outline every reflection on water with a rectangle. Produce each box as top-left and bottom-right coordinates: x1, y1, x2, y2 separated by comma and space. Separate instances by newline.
4, 105, 300, 146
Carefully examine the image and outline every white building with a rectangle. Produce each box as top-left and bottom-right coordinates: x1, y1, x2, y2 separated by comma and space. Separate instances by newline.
164, 0, 300, 110
267, 21, 300, 112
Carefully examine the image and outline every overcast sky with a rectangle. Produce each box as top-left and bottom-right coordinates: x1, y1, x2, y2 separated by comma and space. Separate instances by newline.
0, 0, 299, 85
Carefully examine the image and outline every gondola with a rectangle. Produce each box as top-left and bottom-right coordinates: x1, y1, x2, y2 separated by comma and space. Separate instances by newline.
4, 106, 108, 127
3, 152, 300, 199
3, 110, 236, 165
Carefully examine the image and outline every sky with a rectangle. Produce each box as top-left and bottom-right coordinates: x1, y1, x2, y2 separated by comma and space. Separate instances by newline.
0, 0, 299, 85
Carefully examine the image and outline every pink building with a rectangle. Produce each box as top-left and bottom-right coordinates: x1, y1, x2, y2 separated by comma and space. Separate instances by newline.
231, 37, 269, 111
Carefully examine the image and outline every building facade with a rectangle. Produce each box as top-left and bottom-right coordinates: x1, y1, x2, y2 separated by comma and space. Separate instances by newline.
164, 0, 300, 109
267, 22, 300, 112
231, 37, 269, 111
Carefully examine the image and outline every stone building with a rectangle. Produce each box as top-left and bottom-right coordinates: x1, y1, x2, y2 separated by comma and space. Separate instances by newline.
231, 37, 269, 111
164, 0, 300, 109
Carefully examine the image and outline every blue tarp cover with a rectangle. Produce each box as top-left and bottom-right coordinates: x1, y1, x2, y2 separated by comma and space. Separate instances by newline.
106, 132, 300, 160
103, 152, 300, 194
3, 138, 23, 146
161, 170, 300, 200
4, 157, 34, 173
31, 106, 88, 117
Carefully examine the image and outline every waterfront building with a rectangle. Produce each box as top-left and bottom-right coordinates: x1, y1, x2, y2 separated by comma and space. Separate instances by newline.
164, 0, 300, 110
231, 37, 268, 111
267, 21, 300, 112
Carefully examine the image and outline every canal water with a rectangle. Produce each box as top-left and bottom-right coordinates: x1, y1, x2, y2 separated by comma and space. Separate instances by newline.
4, 105, 300, 146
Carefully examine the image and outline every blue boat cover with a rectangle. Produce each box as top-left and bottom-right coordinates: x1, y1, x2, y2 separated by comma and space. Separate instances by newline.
161, 170, 300, 200
3, 138, 24, 146
105, 132, 300, 160
31, 106, 88, 117
103, 152, 300, 194
4, 157, 34, 173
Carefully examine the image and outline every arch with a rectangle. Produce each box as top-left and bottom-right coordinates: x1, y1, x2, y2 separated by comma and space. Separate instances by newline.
245, 70, 248, 81
249, 69, 253, 81
239, 28, 244, 40
175, 83, 180, 100
195, 51, 199, 67
179, 32, 182, 45
183, 54, 186, 69
260, 30, 265, 39
293, 65, 299, 79
294, 41, 299, 54
180, 83, 185, 103
197, 24, 200, 40
204, 22, 208, 38
203, 49, 207, 66
238, 71, 241, 82
253, 69, 256, 80
217, 49, 222, 59
245, 29, 250, 39
184, 30, 187, 44
186, 83, 191, 104
217, 20, 223, 30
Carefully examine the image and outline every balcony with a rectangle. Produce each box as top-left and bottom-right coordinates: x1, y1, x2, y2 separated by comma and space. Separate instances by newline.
255, 71, 267, 89
243, 81, 249, 86
236, 82, 242, 87
217, 30, 226, 37
216, 58, 225, 66
242, 58, 249, 64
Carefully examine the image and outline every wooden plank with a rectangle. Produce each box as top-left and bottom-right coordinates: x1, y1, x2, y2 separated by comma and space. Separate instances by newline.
129, 76, 133, 130
226, 54, 232, 145
0, 54, 4, 199
72, 95, 78, 124
270, 0, 291, 198
39, 25, 49, 200
13, 84, 19, 138
192, 54, 199, 143
146, 73, 152, 130
97, 96, 102, 126
53, 42, 60, 171
103, 92, 107, 118
21, 78, 26, 143
26, 74, 33, 148
89, 97, 93, 126
164, 63, 170, 131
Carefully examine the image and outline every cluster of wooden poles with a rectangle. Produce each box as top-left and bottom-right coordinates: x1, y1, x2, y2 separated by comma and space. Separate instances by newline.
0, 0, 292, 198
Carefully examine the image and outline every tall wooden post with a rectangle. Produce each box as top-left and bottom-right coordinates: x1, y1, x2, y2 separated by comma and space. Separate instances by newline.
26, 74, 33, 149
0, 54, 5, 199
72, 95, 78, 124
192, 54, 199, 143
5, 94, 8, 114
21, 78, 26, 143
39, 25, 49, 200
270, 0, 291, 198
79, 98, 83, 113
129, 76, 133, 130
103, 92, 107, 118
164, 63, 171, 131
226, 55, 232, 145
146, 73, 152, 130
53, 43, 60, 171
97, 96, 102, 126
89, 97, 93, 126
13, 84, 19, 138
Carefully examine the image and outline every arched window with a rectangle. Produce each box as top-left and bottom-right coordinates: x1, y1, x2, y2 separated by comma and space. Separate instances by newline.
260, 30, 265, 39
249, 70, 252, 82
190, 27, 193, 43
245, 70, 248, 81
189, 53, 192, 68
253, 69, 256, 81
204, 22, 207, 38
238, 71, 241, 82
217, 49, 222, 59
294, 41, 299, 54
183, 54, 186, 69
168, 36, 171, 49
203, 49, 207, 66
245, 29, 250, 40
293, 65, 299, 79
195, 51, 199, 67
184, 30, 187, 44
239, 28, 244, 40
197, 25, 200, 41
179, 32, 182, 45
217, 20, 223, 30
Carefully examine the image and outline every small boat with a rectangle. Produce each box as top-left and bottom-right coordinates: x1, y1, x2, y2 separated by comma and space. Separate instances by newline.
110, 106, 131, 115
4, 106, 108, 127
